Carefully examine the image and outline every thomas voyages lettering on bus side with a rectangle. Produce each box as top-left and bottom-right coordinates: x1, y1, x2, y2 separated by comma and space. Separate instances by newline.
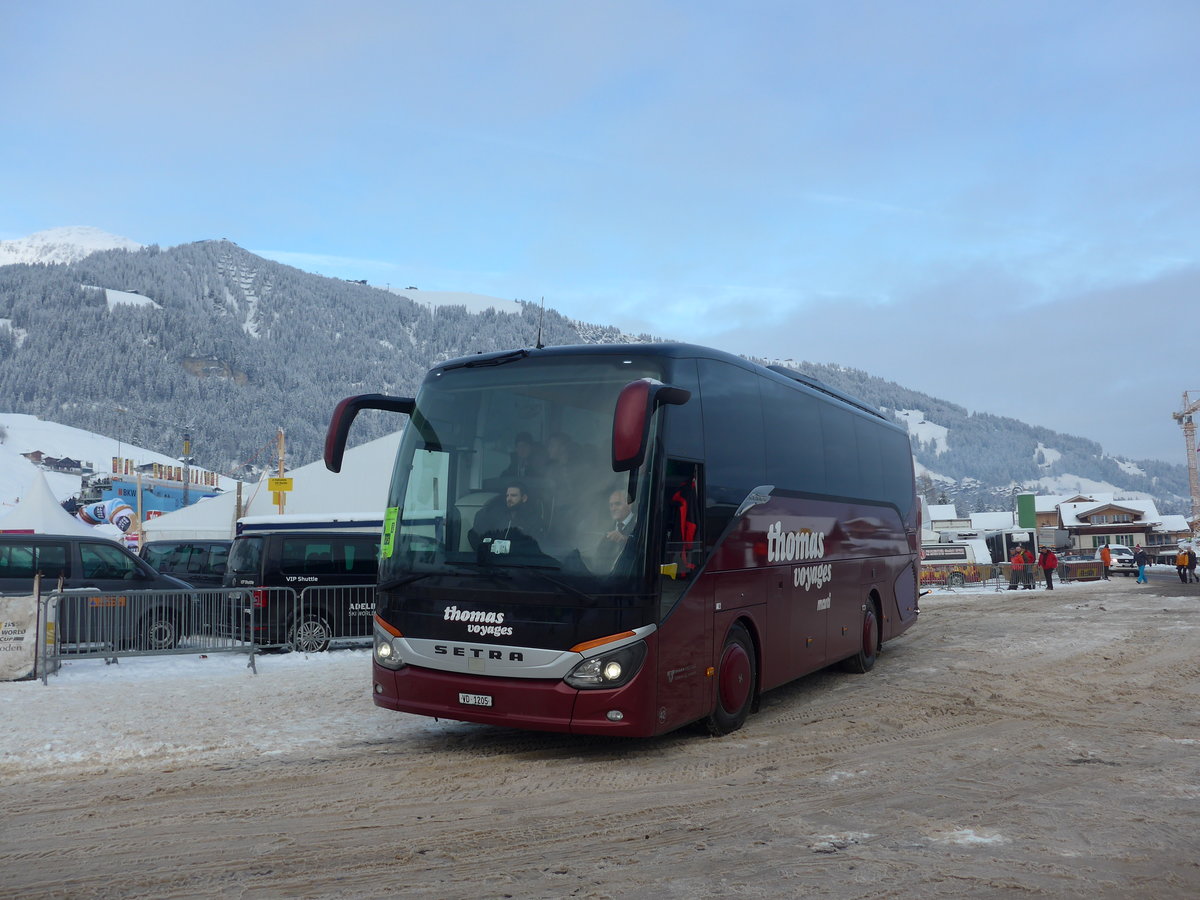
766, 522, 832, 591
766, 522, 825, 562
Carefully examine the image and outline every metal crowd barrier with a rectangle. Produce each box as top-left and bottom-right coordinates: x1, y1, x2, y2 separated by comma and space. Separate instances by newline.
37, 584, 376, 683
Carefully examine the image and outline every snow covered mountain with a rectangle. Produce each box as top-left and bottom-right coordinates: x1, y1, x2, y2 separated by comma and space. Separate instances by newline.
0, 226, 143, 266
0, 226, 1189, 515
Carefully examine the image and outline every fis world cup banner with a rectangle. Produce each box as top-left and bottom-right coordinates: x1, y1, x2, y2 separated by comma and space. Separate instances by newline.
0, 594, 39, 681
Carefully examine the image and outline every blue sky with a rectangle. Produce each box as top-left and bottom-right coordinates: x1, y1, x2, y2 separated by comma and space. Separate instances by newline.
2, 1, 1197, 465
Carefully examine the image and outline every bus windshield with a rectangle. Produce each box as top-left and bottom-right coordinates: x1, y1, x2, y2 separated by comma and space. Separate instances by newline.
380, 356, 664, 590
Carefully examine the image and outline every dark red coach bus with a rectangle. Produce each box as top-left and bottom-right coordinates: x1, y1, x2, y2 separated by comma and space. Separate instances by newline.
324, 343, 920, 736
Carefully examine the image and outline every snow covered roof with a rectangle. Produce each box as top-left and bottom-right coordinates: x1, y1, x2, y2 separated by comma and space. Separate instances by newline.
970, 511, 1017, 530
927, 504, 958, 520
1035, 494, 1071, 513
1058, 497, 1162, 528
1158, 515, 1191, 533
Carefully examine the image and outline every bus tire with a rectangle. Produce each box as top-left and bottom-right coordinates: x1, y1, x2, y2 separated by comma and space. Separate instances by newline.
705, 623, 756, 736
136, 609, 181, 651
289, 611, 333, 653
841, 599, 879, 674
948, 572, 965, 588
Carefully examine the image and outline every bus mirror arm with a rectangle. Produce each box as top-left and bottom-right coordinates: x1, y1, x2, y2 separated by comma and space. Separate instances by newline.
324, 394, 415, 473
612, 380, 691, 473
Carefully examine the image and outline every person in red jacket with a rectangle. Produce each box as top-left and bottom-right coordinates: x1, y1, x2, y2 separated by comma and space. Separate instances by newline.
1039, 547, 1059, 591
1008, 546, 1026, 590
1022, 546, 1036, 588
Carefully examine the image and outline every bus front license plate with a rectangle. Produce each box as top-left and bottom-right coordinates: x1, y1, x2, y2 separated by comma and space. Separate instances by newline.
459, 692, 493, 707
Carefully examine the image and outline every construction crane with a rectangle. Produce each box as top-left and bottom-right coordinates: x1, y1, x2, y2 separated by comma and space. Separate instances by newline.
1172, 392, 1200, 523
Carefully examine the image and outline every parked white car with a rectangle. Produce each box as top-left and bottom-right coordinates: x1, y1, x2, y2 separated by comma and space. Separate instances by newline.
1094, 545, 1136, 576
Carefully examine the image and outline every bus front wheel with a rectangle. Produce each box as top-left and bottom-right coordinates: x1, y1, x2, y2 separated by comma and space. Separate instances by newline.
705, 623, 756, 736
841, 600, 879, 674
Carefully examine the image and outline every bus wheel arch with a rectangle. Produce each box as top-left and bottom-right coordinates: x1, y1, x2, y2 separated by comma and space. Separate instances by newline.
705, 620, 758, 736
841, 592, 880, 674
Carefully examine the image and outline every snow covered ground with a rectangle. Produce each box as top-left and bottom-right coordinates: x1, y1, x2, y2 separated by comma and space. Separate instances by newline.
1, 581, 1100, 782
0, 648, 438, 781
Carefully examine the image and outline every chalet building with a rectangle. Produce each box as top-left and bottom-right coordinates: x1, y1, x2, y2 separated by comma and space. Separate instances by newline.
1051, 494, 1190, 551
925, 492, 1192, 553
45, 456, 82, 473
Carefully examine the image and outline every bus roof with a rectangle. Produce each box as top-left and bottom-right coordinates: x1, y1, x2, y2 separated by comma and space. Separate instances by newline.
433, 342, 887, 420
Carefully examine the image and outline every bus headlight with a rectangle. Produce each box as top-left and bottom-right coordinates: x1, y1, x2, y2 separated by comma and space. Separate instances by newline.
373, 625, 405, 670
564, 641, 646, 689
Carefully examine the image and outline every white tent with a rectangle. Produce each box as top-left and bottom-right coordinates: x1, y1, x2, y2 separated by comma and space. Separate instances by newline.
0, 470, 109, 537
142, 431, 402, 542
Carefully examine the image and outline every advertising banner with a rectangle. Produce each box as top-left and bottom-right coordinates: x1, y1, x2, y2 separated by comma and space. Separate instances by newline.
0, 594, 40, 681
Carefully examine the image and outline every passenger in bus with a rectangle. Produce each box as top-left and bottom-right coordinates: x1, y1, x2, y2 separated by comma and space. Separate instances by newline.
542, 433, 590, 538
502, 432, 544, 480
469, 480, 544, 548
593, 488, 636, 572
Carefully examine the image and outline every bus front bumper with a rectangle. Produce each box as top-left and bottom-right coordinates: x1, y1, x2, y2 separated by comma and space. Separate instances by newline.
372, 662, 660, 736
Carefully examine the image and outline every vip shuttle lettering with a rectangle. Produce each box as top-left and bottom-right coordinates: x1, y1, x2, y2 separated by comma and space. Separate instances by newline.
766, 522, 825, 562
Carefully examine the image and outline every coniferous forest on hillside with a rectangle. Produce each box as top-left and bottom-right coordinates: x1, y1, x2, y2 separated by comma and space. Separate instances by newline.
0, 240, 1188, 513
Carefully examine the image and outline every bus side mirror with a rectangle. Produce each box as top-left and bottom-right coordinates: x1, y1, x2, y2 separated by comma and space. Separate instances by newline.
612, 379, 691, 472
325, 394, 415, 473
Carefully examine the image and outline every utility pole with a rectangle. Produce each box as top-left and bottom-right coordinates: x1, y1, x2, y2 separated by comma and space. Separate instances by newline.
1171, 391, 1200, 525
182, 432, 192, 506
277, 428, 286, 515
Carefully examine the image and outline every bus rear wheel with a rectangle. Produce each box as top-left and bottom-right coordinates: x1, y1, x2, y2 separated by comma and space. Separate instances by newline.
705, 623, 756, 736
841, 600, 879, 674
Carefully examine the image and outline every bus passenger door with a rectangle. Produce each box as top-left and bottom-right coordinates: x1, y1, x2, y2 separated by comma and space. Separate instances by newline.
654, 461, 710, 732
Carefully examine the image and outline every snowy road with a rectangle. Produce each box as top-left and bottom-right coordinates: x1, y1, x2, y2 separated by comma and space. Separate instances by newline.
2, 578, 1198, 898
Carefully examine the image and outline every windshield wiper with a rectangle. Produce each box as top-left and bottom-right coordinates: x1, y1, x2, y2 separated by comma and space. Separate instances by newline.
511, 566, 597, 603
442, 349, 529, 371
379, 562, 496, 591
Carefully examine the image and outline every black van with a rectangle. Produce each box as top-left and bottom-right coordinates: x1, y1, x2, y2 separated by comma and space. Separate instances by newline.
0, 533, 194, 650
221, 516, 380, 652
140, 540, 231, 588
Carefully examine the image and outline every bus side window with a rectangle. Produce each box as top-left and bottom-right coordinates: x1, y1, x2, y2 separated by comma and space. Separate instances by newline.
662, 460, 700, 573
660, 460, 703, 619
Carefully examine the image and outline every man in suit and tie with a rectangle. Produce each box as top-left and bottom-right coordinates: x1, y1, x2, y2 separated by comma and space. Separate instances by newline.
594, 488, 635, 572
